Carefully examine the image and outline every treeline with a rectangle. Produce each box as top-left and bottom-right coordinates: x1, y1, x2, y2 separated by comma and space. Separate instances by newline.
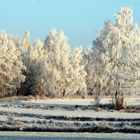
0, 7, 140, 108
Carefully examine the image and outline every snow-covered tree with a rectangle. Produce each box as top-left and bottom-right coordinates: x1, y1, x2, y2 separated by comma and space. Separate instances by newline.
0, 32, 26, 97
83, 48, 96, 95
44, 29, 87, 98
20, 31, 47, 96
83, 47, 106, 105
93, 7, 140, 109
70, 47, 87, 98
30, 39, 48, 96
44, 29, 70, 97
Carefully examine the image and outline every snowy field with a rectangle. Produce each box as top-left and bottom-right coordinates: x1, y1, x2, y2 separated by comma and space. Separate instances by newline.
0, 97, 140, 133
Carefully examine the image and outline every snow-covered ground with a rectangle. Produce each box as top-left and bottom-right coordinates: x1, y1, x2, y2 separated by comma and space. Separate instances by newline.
28, 97, 140, 105
0, 105, 140, 119
0, 97, 140, 133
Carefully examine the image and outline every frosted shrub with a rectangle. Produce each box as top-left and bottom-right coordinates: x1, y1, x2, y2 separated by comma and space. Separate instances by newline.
0, 32, 26, 97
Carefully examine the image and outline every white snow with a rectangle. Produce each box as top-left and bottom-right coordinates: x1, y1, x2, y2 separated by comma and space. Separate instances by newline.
0, 98, 139, 133
27, 97, 140, 106
0, 105, 139, 119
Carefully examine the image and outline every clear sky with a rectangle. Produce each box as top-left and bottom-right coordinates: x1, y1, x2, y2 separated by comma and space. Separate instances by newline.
0, 0, 140, 46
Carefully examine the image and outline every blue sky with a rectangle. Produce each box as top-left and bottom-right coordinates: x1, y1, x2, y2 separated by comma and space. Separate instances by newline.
0, 0, 140, 46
